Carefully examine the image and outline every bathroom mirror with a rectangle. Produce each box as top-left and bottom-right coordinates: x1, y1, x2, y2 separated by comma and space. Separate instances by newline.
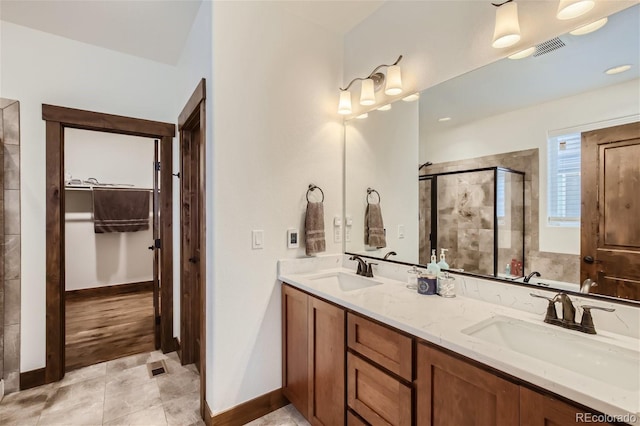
344, 4, 640, 301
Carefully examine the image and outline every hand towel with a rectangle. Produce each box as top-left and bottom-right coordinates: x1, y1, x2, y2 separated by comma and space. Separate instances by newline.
93, 188, 150, 233
365, 203, 386, 248
305, 202, 326, 255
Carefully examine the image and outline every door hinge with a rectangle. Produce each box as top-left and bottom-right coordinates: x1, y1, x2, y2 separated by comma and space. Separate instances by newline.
155, 315, 161, 325
154, 239, 161, 249
154, 161, 161, 171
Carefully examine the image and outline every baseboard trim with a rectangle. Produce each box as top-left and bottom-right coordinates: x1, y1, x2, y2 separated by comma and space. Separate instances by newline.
66, 281, 154, 299
209, 388, 288, 425
204, 401, 214, 426
20, 367, 46, 390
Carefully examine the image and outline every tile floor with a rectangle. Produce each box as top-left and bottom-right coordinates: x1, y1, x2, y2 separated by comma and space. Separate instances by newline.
246, 404, 310, 426
0, 351, 203, 426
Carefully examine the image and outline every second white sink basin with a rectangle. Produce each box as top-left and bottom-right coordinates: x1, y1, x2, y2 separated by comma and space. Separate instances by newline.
463, 316, 639, 391
306, 271, 383, 292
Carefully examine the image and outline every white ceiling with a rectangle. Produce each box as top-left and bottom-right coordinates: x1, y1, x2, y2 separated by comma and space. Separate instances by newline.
0, 0, 384, 65
421, 4, 640, 128
0, 0, 204, 65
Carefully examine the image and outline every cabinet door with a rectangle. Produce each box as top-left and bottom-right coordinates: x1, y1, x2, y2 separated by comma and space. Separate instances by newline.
282, 284, 310, 418
520, 387, 609, 426
416, 343, 519, 426
348, 352, 412, 426
309, 297, 345, 426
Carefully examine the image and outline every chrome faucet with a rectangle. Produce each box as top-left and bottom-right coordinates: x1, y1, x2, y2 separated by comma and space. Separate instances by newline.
349, 255, 368, 276
383, 251, 397, 260
523, 271, 541, 283
530, 292, 615, 334
580, 278, 598, 294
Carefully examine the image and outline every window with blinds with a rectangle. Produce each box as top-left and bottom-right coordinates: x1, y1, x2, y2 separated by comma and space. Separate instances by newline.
547, 133, 581, 226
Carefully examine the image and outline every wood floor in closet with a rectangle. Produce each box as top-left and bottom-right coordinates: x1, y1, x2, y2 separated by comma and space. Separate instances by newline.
65, 288, 155, 371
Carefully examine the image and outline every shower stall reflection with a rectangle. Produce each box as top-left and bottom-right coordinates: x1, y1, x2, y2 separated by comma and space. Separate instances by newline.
419, 167, 525, 278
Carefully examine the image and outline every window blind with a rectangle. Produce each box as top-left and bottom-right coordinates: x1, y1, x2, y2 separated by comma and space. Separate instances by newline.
548, 133, 581, 226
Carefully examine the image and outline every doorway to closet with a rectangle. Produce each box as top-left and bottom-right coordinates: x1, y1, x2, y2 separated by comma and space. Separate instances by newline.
42, 104, 175, 383
63, 129, 160, 371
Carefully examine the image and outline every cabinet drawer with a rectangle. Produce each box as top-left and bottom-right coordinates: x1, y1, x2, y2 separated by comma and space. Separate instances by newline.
347, 313, 413, 381
348, 353, 412, 426
347, 410, 369, 426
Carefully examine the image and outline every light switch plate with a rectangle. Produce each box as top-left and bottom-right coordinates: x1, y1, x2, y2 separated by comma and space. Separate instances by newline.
398, 224, 405, 239
252, 230, 264, 249
287, 229, 299, 249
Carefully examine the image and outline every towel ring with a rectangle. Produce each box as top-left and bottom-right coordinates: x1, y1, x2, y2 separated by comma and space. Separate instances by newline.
306, 184, 325, 203
367, 188, 381, 204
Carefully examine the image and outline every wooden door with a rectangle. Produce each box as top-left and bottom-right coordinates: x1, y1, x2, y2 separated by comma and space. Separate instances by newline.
582, 122, 640, 300
151, 139, 161, 349
520, 387, 608, 426
282, 284, 310, 419
309, 297, 345, 426
416, 343, 519, 426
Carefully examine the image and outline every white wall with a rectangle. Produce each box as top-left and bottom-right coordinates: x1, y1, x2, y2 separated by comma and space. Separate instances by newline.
345, 100, 419, 263
210, 1, 343, 414
64, 129, 154, 291
422, 79, 640, 255
0, 20, 181, 372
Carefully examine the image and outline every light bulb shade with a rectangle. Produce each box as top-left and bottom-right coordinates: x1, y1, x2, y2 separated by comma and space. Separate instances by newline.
492, 2, 521, 49
338, 90, 352, 115
360, 79, 376, 105
570, 17, 607, 35
385, 65, 403, 95
557, 0, 594, 20
508, 46, 535, 60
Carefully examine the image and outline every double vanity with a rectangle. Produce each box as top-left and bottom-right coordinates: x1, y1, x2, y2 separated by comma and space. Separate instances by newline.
279, 255, 639, 425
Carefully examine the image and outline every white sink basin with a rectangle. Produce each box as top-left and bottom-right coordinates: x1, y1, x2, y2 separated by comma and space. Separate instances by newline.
306, 271, 383, 292
462, 316, 640, 391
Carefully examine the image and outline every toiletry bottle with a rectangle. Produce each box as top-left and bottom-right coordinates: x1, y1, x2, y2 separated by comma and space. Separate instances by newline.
437, 248, 449, 270
407, 266, 420, 290
427, 249, 441, 276
505, 263, 511, 276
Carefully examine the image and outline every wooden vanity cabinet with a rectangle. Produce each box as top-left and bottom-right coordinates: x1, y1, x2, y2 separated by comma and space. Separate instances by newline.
520, 387, 609, 426
281, 284, 345, 425
416, 342, 519, 426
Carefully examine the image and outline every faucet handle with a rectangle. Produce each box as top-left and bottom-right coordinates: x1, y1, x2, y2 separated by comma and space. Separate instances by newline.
579, 305, 615, 335
366, 262, 378, 278
530, 293, 558, 322
581, 305, 615, 313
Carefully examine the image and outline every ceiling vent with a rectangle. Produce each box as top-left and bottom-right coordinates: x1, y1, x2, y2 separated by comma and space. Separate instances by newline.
534, 37, 566, 57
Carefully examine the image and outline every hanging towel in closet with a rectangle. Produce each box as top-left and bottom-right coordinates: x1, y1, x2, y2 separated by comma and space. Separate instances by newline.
305, 202, 326, 255
93, 188, 150, 233
365, 203, 386, 248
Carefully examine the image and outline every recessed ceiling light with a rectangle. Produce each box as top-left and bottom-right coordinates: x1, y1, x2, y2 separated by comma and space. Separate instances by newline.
377, 104, 392, 111
438, 117, 452, 122
570, 17, 608, 35
356, 113, 369, 119
402, 93, 420, 102
508, 47, 536, 60
605, 65, 632, 75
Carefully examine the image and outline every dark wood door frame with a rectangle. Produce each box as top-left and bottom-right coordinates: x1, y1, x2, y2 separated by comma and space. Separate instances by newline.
178, 78, 207, 417
42, 104, 176, 383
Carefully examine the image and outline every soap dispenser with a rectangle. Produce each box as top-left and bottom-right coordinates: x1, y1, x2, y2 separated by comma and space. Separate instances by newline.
437, 248, 449, 271
427, 249, 441, 276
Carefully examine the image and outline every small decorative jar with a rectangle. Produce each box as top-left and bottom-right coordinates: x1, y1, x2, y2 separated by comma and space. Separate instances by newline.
437, 272, 456, 298
417, 273, 437, 295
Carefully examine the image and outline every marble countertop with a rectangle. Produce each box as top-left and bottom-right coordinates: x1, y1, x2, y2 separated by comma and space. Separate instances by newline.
278, 260, 639, 424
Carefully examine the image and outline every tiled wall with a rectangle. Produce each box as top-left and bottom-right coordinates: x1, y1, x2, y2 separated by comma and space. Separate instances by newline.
419, 149, 579, 283
1, 98, 21, 394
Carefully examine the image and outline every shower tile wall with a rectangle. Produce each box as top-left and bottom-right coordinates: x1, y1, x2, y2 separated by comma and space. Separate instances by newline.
419, 149, 579, 283
1, 99, 21, 394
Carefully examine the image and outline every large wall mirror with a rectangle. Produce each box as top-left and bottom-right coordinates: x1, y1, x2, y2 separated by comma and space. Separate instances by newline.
344, 4, 640, 301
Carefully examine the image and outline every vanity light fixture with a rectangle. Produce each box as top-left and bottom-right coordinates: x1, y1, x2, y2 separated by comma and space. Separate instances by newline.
569, 17, 608, 35
605, 64, 631, 75
337, 55, 403, 114
508, 46, 536, 59
492, 0, 521, 49
356, 113, 369, 119
556, 0, 595, 20
402, 93, 420, 102
377, 104, 392, 111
